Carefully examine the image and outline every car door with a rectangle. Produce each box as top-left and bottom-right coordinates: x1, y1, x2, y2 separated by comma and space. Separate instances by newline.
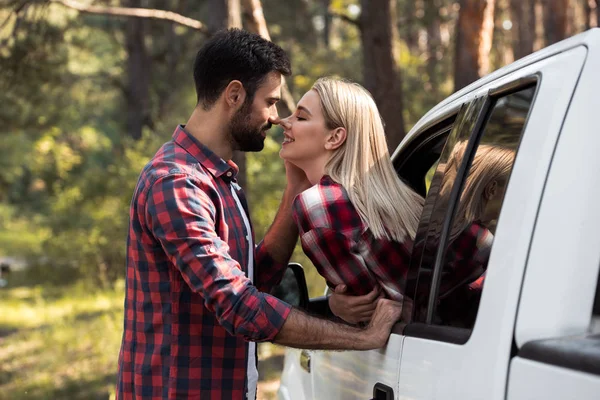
394, 44, 588, 400
506, 34, 600, 398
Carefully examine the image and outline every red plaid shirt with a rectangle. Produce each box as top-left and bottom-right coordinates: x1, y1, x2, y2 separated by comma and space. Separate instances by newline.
292, 176, 413, 302
116, 126, 291, 400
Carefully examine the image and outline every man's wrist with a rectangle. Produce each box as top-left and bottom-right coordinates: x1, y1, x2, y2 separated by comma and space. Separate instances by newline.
353, 327, 376, 350
284, 182, 311, 198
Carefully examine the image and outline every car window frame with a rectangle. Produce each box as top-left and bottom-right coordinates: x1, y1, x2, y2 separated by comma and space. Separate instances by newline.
399, 75, 540, 342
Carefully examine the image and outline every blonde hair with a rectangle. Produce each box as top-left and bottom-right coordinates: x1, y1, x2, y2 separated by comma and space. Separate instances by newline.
440, 141, 515, 240
312, 77, 424, 242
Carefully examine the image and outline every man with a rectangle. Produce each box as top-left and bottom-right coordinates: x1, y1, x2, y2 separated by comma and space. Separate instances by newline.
116, 28, 401, 400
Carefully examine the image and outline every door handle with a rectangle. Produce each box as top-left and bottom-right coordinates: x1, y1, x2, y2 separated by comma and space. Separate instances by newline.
370, 382, 394, 400
300, 350, 311, 373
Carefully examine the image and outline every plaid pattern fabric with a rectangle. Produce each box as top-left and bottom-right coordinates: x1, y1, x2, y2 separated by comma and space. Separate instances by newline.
434, 222, 493, 326
116, 125, 291, 400
292, 176, 413, 302
439, 222, 493, 298
414, 222, 492, 298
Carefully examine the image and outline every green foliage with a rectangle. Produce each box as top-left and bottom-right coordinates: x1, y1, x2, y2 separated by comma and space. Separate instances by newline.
0, 1, 455, 292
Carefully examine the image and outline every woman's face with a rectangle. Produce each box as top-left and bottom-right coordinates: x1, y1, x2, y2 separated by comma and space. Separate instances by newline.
279, 90, 332, 168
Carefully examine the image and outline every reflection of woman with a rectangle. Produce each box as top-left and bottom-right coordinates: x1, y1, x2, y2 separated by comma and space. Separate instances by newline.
445, 142, 515, 238
277, 77, 423, 324
433, 142, 515, 326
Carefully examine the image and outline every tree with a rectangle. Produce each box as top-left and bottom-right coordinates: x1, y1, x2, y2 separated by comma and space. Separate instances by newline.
359, 0, 406, 149
208, 0, 242, 33
510, 0, 536, 60
124, 0, 152, 140
424, 0, 443, 98
541, 0, 569, 45
584, 0, 593, 29
320, 0, 333, 47
402, 0, 420, 52
454, 0, 496, 91
241, 0, 295, 117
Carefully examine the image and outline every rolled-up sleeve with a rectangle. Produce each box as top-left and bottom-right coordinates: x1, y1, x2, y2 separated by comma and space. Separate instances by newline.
145, 173, 291, 341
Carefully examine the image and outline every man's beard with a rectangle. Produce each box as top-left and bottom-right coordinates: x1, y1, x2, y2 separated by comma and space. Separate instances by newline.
228, 101, 271, 152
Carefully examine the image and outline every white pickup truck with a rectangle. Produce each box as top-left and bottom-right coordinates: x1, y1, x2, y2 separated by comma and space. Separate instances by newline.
274, 28, 600, 400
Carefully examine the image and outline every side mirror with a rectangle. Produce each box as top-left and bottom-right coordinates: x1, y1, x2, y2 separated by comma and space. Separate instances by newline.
270, 263, 309, 309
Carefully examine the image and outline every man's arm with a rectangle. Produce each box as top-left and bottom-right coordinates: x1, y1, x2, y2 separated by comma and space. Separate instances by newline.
261, 161, 311, 264
254, 162, 311, 291
146, 173, 401, 350
273, 298, 402, 350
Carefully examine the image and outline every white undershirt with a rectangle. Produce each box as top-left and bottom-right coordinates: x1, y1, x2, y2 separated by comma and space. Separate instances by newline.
231, 185, 258, 400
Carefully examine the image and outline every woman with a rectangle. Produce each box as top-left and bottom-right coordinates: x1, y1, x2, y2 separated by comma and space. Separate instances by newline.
278, 77, 424, 324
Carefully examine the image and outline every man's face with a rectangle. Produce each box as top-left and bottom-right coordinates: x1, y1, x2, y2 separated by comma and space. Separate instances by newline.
228, 72, 282, 152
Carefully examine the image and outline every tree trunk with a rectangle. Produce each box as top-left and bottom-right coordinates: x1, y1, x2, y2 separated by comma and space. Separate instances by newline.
584, 0, 592, 29
403, 0, 419, 52
510, 0, 535, 59
541, 0, 569, 45
208, 0, 241, 33
359, 0, 405, 150
454, 0, 496, 91
321, 0, 332, 48
241, 0, 295, 117
124, 0, 151, 140
425, 0, 442, 98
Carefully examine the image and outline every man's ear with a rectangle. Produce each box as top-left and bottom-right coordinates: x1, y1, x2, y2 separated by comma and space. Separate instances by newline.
224, 80, 247, 109
325, 127, 347, 151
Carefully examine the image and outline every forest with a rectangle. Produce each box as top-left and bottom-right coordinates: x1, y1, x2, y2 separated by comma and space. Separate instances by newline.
0, 0, 598, 399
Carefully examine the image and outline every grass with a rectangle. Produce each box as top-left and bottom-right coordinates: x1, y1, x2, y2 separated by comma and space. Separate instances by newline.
0, 279, 289, 400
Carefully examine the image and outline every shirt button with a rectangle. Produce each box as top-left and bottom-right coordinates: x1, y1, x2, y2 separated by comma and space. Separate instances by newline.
208, 246, 216, 253
226, 171, 232, 177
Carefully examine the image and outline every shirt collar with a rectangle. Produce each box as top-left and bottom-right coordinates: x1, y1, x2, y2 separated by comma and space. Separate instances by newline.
172, 125, 238, 181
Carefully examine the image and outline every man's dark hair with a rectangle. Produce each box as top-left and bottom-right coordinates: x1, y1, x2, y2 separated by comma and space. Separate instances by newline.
194, 28, 292, 110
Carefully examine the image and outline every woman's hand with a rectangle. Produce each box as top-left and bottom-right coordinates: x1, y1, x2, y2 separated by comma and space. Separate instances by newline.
328, 284, 383, 325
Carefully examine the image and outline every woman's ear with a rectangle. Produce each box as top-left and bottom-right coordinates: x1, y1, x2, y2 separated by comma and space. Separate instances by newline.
325, 127, 347, 151
224, 80, 246, 109
484, 180, 498, 200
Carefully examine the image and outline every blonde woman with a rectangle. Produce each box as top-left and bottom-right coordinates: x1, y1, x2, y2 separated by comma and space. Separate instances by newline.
277, 77, 423, 324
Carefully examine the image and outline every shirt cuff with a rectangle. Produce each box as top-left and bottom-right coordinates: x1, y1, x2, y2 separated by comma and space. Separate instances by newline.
242, 291, 292, 342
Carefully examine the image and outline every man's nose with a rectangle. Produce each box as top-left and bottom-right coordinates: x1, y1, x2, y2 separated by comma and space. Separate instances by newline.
270, 116, 291, 130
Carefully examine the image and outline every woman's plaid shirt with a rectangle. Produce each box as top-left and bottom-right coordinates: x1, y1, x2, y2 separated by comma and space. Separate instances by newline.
116, 126, 291, 399
292, 176, 413, 302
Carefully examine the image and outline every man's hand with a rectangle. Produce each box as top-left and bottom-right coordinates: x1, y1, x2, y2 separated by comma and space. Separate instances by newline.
284, 160, 311, 193
329, 284, 382, 324
362, 298, 403, 348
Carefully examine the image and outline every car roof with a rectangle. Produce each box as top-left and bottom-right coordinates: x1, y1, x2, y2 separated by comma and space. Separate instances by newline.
392, 28, 600, 160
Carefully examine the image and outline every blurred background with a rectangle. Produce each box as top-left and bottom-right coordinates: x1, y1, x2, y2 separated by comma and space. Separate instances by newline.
0, 0, 598, 399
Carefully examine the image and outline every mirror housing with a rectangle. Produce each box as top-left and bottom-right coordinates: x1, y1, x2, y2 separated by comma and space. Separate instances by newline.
270, 263, 309, 309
